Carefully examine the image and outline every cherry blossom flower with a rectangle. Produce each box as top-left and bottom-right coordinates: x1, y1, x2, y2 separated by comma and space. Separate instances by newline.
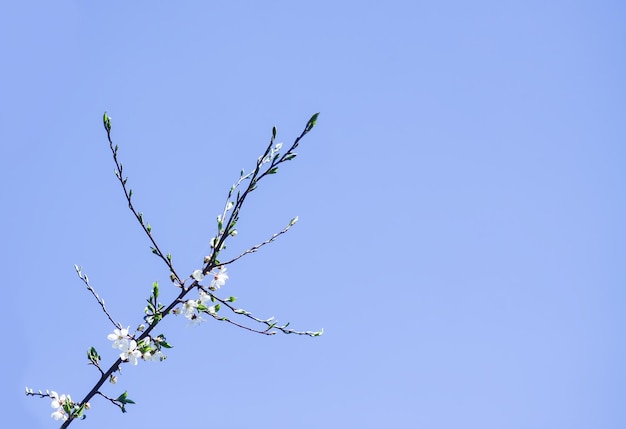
210, 266, 228, 289
119, 340, 142, 365
183, 299, 198, 319
107, 327, 130, 350
143, 349, 166, 362
188, 312, 205, 326
199, 291, 212, 306
50, 391, 70, 421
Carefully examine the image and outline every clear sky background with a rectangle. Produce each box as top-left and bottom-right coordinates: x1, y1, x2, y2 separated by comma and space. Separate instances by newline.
2, 1, 625, 428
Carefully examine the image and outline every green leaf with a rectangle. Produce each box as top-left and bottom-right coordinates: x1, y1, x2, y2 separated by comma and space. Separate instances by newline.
73, 403, 86, 418
272, 126, 277, 140
268, 167, 278, 174
116, 391, 135, 408
146, 223, 151, 233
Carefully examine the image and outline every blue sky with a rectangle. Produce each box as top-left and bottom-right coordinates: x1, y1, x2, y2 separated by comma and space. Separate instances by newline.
3, 1, 626, 428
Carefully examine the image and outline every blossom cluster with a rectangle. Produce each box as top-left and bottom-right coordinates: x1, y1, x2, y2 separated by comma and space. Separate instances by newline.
25, 388, 88, 422
184, 266, 229, 324
191, 265, 228, 289
107, 327, 167, 365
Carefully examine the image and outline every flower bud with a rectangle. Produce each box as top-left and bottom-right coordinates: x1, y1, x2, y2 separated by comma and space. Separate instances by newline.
191, 270, 204, 281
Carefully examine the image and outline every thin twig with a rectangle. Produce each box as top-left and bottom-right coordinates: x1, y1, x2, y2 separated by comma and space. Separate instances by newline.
74, 265, 121, 330
220, 218, 297, 266
104, 121, 185, 288
200, 287, 323, 337
95, 392, 124, 412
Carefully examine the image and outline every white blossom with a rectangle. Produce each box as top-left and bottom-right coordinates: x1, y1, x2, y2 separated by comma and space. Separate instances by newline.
143, 349, 166, 362
191, 270, 204, 281
210, 266, 229, 289
188, 313, 205, 326
199, 291, 212, 306
183, 299, 198, 319
50, 391, 70, 421
107, 327, 130, 350
51, 408, 67, 421
119, 340, 142, 365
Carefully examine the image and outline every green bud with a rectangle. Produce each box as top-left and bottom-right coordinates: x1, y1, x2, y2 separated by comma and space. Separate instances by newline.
305, 112, 320, 133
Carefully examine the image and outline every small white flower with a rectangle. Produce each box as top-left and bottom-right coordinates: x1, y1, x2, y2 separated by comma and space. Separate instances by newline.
119, 340, 142, 365
191, 270, 204, 281
183, 299, 198, 319
50, 391, 70, 421
107, 327, 130, 350
188, 313, 205, 326
51, 409, 67, 421
50, 391, 65, 409
210, 266, 229, 289
144, 349, 166, 362
199, 291, 212, 306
